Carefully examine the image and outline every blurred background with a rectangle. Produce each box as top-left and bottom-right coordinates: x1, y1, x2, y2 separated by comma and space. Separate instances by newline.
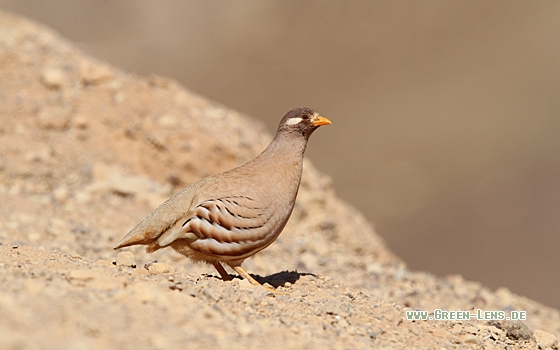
1, 1, 558, 308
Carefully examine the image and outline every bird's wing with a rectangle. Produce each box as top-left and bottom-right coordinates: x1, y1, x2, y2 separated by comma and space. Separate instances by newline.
112, 179, 204, 249
156, 195, 276, 257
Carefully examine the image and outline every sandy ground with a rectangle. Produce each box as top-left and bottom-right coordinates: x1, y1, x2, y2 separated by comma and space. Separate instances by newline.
0, 11, 559, 350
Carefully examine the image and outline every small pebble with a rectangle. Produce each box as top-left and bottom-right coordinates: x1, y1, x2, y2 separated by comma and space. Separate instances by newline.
146, 262, 174, 275
237, 323, 254, 337
52, 186, 70, 203
451, 324, 463, 335
81, 61, 114, 84
37, 106, 71, 130
157, 114, 179, 128
463, 334, 481, 344
69, 252, 82, 260
534, 329, 558, 349
116, 251, 136, 268
41, 68, 66, 89
73, 115, 88, 129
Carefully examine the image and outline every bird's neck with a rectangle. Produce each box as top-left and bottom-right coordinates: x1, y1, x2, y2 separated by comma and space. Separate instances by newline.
254, 132, 307, 198
259, 132, 308, 165
239, 131, 307, 193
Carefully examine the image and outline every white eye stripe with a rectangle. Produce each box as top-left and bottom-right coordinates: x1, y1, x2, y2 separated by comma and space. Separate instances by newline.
285, 117, 302, 125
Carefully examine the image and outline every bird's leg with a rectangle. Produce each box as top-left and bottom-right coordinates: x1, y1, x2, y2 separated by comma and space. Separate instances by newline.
231, 265, 286, 295
232, 265, 260, 285
212, 262, 232, 281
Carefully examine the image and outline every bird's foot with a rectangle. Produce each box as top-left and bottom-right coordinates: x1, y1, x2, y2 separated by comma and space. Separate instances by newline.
232, 265, 287, 295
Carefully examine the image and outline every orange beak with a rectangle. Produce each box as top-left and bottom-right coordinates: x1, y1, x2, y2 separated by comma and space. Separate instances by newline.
312, 115, 332, 126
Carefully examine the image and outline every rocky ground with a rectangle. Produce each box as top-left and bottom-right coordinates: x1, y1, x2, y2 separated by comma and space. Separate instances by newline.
0, 11, 558, 350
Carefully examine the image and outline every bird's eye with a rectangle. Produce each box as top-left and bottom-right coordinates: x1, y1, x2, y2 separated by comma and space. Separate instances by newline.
301, 114, 309, 120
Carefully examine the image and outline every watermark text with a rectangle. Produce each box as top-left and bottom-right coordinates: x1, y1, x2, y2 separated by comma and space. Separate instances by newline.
406, 309, 526, 321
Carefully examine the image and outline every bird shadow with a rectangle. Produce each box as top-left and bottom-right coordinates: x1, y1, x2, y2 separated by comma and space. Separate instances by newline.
206, 270, 316, 288
249, 270, 316, 288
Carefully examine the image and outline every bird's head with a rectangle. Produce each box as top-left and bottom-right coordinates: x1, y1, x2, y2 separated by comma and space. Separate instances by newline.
277, 107, 332, 138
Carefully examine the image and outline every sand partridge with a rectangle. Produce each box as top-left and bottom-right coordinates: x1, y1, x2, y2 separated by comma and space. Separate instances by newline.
114, 107, 331, 292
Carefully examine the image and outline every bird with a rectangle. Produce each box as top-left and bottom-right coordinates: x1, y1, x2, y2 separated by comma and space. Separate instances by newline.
113, 107, 331, 293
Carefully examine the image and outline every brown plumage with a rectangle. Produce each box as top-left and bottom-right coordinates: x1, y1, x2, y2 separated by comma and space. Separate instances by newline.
113, 107, 331, 292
